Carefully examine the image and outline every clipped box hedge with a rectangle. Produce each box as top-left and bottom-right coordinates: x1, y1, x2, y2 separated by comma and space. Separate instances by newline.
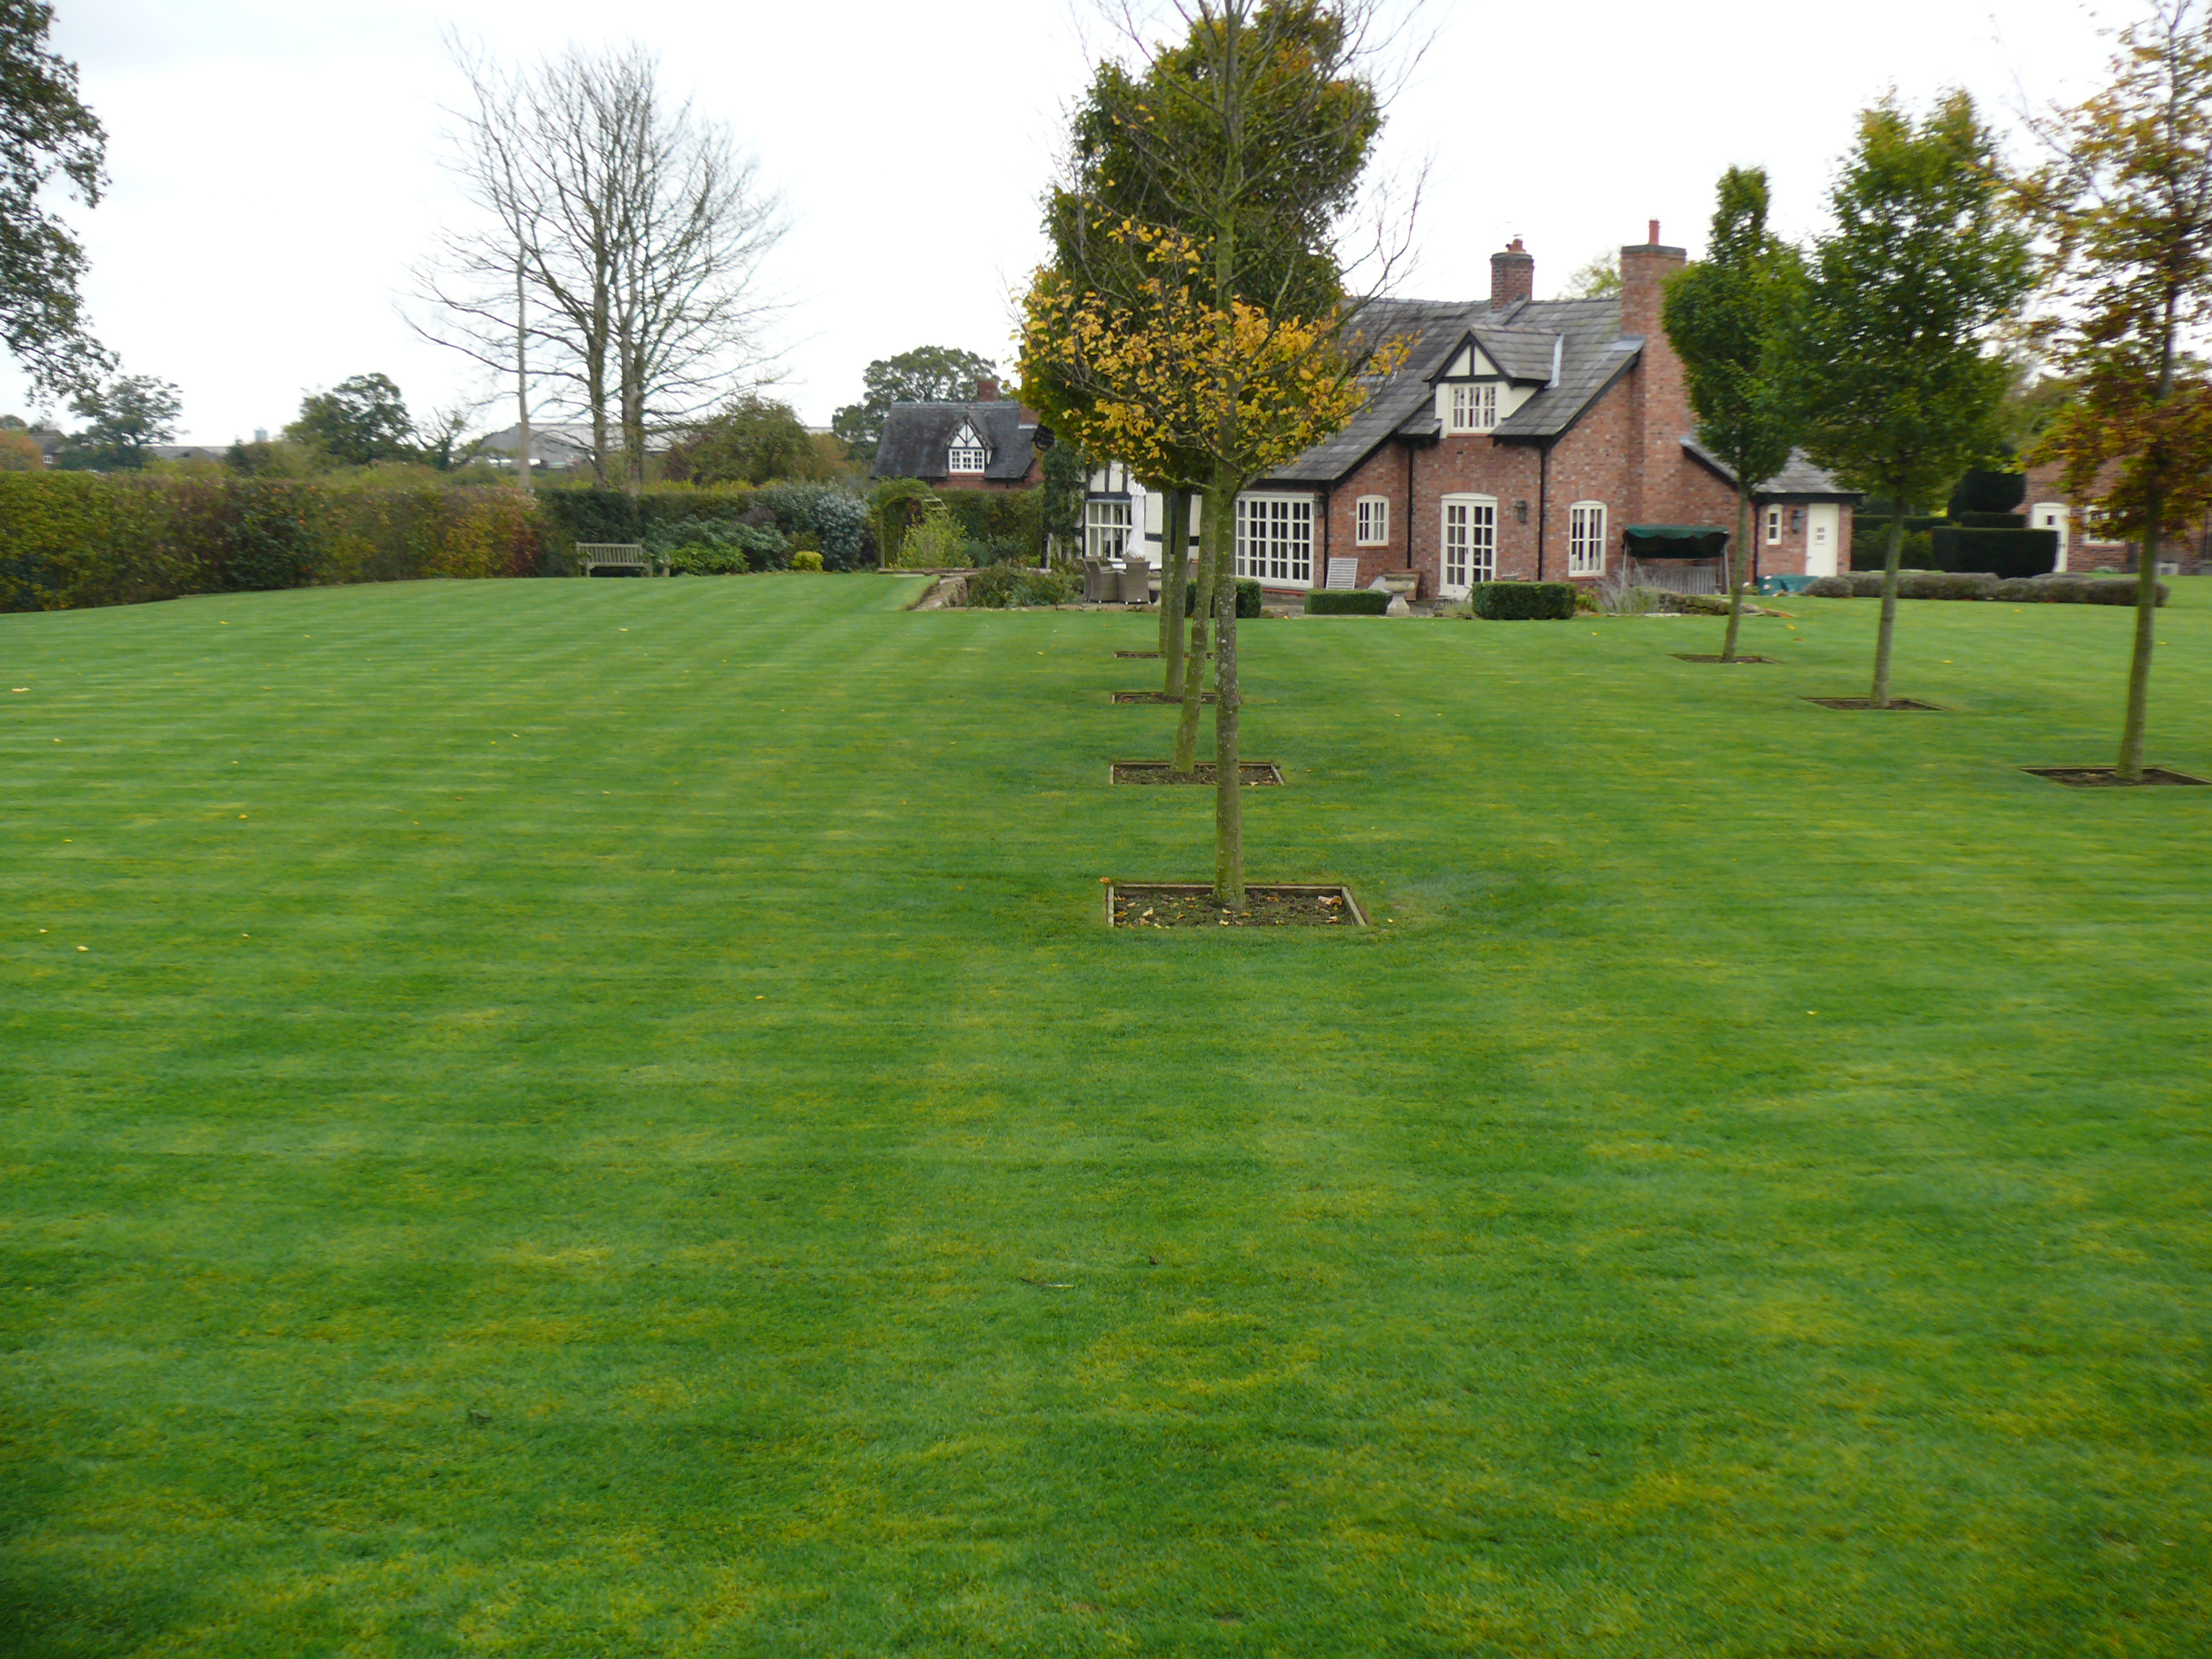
1804, 571, 2168, 606
1471, 580, 1577, 620
1305, 588, 1391, 615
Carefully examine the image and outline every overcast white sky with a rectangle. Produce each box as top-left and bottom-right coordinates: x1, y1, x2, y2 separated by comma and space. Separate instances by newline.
10, 0, 2122, 445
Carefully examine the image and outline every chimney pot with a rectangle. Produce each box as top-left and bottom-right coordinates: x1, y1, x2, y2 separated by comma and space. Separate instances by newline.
1647, 218, 1660, 246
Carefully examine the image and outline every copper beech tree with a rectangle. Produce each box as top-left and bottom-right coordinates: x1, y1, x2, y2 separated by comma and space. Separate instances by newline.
2022, 0, 2212, 780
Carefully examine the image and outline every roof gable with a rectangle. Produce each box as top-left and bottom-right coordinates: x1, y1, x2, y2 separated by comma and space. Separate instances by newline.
872, 400, 1040, 482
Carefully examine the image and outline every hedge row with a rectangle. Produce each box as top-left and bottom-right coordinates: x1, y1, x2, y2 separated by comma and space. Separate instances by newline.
0, 474, 548, 611
0, 474, 900, 612
1305, 588, 1389, 615
1472, 581, 1578, 620
1805, 571, 2169, 606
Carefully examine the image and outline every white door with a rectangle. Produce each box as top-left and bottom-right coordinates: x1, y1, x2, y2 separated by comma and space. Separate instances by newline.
1439, 495, 1496, 598
1805, 503, 1840, 577
2031, 503, 2070, 572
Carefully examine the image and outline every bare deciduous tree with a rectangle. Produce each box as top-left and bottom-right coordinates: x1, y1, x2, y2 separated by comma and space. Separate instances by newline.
410, 38, 787, 496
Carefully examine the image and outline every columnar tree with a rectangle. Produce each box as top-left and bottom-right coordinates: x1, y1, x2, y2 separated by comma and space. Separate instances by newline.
1662, 167, 1803, 660
1788, 93, 2031, 707
2020, 0, 2212, 779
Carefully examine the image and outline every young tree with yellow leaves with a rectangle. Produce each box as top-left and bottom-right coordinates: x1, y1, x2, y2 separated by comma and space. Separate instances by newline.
1018, 0, 1412, 909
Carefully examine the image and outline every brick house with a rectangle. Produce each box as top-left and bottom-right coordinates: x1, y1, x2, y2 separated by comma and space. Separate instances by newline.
1085, 225, 1857, 597
872, 380, 1045, 492
2019, 458, 2212, 575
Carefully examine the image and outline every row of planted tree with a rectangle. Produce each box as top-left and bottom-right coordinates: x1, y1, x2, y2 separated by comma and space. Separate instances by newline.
1016, 2, 2212, 923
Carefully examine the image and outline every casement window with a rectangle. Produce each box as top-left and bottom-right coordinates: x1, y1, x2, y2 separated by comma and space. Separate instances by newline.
1235, 494, 1315, 586
1567, 501, 1606, 577
1448, 382, 1498, 434
1440, 494, 1497, 595
1765, 506, 1783, 545
1355, 495, 1390, 546
947, 420, 989, 474
1085, 498, 1133, 561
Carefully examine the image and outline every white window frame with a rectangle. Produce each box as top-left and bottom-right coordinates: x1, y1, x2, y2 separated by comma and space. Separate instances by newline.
1764, 506, 1783, 545
947, 420, 989, 474
1439, 494, 1497, 597
1235, 494, 1316, 587
1567, 501, 1606, 577
1084, 498, 1133, 561
1447, 381, 1498, 434
1355, 495, 1390, 547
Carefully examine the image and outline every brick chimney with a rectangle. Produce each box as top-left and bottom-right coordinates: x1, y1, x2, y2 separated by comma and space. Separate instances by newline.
1618, 220, 1685, 339
974, 378, 1000, 403
1490, 237, 1534, 307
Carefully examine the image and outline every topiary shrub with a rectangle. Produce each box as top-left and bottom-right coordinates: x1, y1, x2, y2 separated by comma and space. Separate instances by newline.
789, 549, 823, 571
1472, 580, 1577, 620
1804, 575, 1854, 597
1237, 577, 1262, 617
1305, 588, 1390, 615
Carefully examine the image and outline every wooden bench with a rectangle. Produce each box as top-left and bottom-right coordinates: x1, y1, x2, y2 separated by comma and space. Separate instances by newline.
575, 542, 665, 577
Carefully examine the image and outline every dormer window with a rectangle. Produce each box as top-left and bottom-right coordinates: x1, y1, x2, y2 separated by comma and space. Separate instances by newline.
1449, 383, 1498, 434
947, 420, 989, 474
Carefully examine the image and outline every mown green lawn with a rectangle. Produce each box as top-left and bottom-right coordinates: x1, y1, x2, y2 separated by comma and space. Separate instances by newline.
2, 572, 2208, 1657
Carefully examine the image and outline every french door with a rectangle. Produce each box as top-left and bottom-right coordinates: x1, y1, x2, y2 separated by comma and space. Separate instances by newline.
1440, 495, 1496, 598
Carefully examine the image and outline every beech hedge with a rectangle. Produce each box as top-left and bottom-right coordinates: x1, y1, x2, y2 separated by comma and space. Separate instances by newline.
0, 474, 883, 612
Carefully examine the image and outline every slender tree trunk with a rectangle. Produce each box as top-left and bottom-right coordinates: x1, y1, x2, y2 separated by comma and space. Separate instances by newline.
1721, 483, 1749, 659
515, 258, 533, 500
1869, 496, 1905, 707
1210, 465, 1245, 910
2119, 491, 2163, 780
2117, 289, 2178, 782
1160, 488, 1188, 694
1171, 493, 1219, 775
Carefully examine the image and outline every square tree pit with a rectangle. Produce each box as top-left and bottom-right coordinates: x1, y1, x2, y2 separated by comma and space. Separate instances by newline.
1107, 882, 1367, 928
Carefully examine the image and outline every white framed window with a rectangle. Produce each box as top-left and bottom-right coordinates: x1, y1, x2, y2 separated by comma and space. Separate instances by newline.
1765, 506, 1783, 545
1355, 495, 1390, 546
1568, 501, 1606, 577
1448, 382, 1498, 434
1235, 494, 1315, 586
1440, 494, 1496, 597
1085, 498, 1132, 561
948, 420, 989, 474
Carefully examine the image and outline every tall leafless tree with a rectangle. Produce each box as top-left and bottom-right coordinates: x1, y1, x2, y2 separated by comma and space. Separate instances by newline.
410, 38, 786, 495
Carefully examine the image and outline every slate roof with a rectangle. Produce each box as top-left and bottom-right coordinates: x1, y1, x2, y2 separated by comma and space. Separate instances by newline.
872, 400, 1041, 483
1257, 294, 1641, 486
1682, 438, 1856, 498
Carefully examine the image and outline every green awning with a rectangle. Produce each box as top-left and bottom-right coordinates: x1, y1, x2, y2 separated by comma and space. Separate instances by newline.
1624, 523, 1730, 560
